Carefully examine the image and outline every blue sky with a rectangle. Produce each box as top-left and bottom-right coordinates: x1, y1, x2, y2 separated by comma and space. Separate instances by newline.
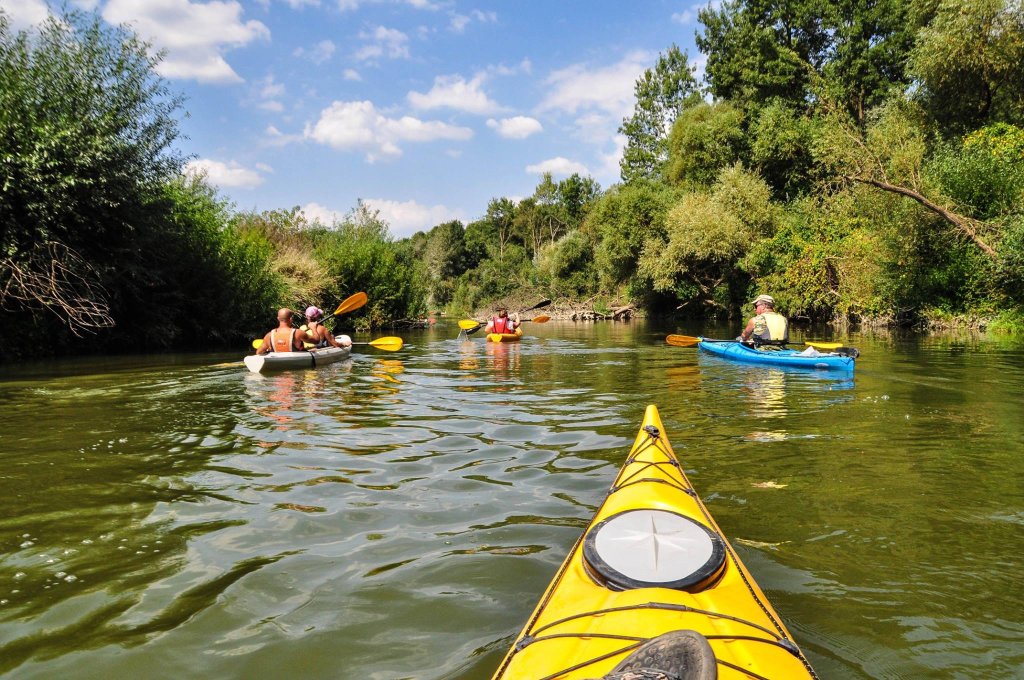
6, 0, 709, 237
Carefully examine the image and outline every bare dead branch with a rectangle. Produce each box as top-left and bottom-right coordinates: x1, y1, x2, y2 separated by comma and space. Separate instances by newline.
1, 240, 115, 336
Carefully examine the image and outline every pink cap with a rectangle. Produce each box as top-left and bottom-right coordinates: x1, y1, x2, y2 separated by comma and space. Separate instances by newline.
304, 306, 322, 319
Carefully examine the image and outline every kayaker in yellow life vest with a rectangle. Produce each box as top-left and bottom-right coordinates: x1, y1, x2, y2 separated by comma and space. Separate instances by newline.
301, 306, 352, 350
739, 294, 789, 348
485, 306, 520, 335
257, 308, 307, 354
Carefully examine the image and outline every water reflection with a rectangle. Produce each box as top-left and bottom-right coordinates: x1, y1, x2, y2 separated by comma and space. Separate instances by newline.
484, 341, 520, 382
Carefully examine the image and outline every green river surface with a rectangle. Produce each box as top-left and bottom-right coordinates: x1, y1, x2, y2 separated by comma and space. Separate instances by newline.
1, 320, 1022, 679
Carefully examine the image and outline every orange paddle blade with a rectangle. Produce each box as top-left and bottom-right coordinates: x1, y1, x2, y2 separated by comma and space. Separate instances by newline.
666, 334, 700, 347
527, 314, 550, 323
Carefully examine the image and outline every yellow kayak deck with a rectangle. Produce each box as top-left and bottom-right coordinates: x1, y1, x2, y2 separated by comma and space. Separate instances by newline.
486, 327, 524, 343
492, 405, 817, 680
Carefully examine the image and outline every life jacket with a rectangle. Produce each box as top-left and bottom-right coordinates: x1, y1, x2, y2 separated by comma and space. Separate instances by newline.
752, 311, 789, 346
271, 328, 297, 352
303, 322, 328, 349
492, 315, 513, 334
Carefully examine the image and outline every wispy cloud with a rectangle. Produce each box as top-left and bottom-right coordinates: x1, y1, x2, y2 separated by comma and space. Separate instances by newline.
343, 68, 363, 81
448, 8, 497, 33
294, 39, 336, 64
103, 0, 270, 84
487, 116, 543, 139
185, 158, 266, 188
525, 157, 590, 177
408, 73, 501, 114
304, 100, 473, 161
355, 25, 410, 61
253, 74, 285, 111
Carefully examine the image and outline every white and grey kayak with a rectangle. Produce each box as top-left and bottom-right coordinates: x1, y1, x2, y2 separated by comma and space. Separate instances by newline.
243, 343, 352, 373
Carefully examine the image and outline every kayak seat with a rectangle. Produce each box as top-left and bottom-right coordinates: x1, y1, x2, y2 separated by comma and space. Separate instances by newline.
582, 509, 726, 592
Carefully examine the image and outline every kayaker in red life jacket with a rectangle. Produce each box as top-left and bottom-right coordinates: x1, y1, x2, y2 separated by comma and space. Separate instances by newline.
301, 306, 352, 349
257, 308, 307, 354
738, 294, 789, 347
485, 306, 520, 335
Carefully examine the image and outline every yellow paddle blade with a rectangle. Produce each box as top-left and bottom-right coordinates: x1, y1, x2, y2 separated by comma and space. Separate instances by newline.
458, 319, 483, 330
804, 341, 843, 350
252, 338, 264, 349
369, 336, 403, 351
528, 314, 550, 323
666, 334, 700, 347
334, 292, 368, 316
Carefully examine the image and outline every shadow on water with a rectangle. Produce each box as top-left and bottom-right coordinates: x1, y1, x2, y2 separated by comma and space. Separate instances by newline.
0, 323, 1022, 679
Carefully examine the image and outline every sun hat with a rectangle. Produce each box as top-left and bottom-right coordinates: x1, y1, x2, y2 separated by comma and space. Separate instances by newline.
752, 294, 775, 307
304, 305, 323, 319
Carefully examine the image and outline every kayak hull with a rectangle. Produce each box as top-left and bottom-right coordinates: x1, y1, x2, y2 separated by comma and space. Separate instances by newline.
699, 339, 854, 371
492, 405, 817, 680
486, 327, 523, 343
243, 345, 352, 373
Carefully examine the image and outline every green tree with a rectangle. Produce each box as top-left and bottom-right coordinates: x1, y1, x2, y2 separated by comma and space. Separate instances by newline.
485, 197, 517, 260
0, 9, 182, 338
618, 45, 702, 183
697, 0, 916, 122
665, 102, 747, 189
423, 220, 467, 306
556, 173, 602, 226
910, 0, 1024, 133
639, 165, 778, 312
697, 0, 817, 109
748, 99, 818, 197
585, 180, 683, 289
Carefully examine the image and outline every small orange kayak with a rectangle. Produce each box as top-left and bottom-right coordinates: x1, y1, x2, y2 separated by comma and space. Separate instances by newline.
486, 327, 523, 343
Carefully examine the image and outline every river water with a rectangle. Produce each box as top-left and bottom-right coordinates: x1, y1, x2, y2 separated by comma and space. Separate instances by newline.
1, 321, 1021, 679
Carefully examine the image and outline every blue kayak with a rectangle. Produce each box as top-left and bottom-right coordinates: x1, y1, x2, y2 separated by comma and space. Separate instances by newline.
698, 338, 855, 371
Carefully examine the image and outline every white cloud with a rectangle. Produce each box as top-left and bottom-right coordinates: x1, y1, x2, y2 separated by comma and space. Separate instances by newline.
355, 25, 409, 61
294, 39, 336, 64
525, 157, 590, 177
540, 50, 651, 119
301, 202, 345, 225
300, 198, 463, 237
285, 0, 321, 7
343, 68, 362, 81
304, 100, 472, 161
2, 0, 49, 29
185, 159, 265, 188
103, 0, 270, 84
363, 198, 465, 237
407, 73, 501, 114
486, 116, 542, 139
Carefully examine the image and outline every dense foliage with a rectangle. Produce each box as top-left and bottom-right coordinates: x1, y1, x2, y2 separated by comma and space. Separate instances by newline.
4, 0, 1024, 360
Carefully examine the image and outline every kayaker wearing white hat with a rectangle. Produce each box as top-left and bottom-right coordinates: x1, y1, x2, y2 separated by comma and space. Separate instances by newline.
738, 294, 789, 347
